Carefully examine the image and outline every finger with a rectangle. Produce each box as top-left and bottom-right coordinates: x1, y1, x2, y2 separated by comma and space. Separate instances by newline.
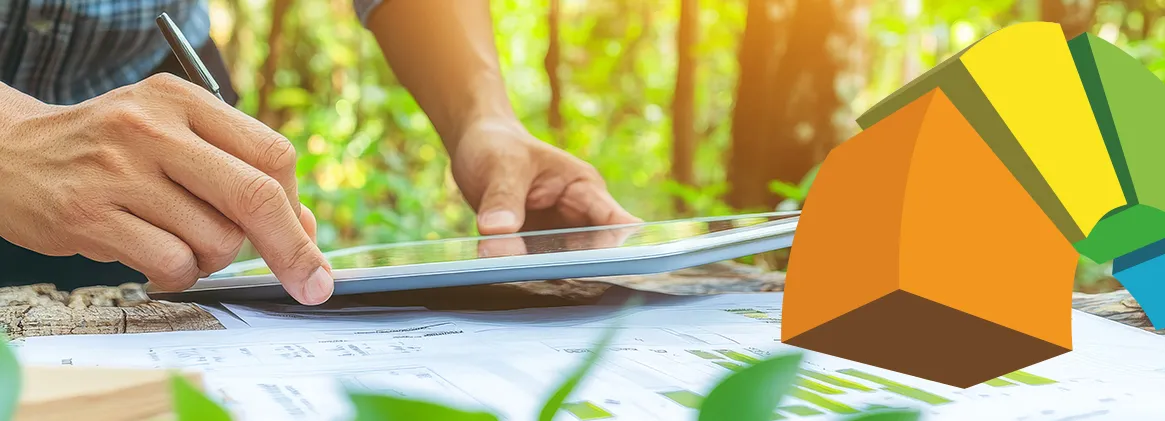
299, 204, 318, 244
161, 131, 334, 305
477, 236, 528, 258
476, 173, 533, 235
119, 177, 246, 275
88, 210, 200, 291
186, 96, 301, 218
559, 180, 641, 226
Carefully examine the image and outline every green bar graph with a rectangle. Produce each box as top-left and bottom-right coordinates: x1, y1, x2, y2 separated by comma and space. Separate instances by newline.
983, 377, 1016, 387
1003, 370, 1057, 386
837, 369, 952, 405
717, 349, 760, 364
790, 387, 860, 414
562, 401, 614, 420
660, 390, 704, 409
799, 369, 875, 392
779, 405, 824, 416
687, 350, 722, 360
714, 361, 745, 372
795, 377, 845, 395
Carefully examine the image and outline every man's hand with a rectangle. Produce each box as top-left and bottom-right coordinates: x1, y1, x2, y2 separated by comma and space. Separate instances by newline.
450, 119, 641, 235
0, 75, 333, 305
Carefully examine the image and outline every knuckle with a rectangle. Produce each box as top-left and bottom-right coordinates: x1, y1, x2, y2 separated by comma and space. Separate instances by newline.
578, 160, 601, 179
142, 73, 189, 92
239, 175, 287, 219
105, 107, 166, 140
284, 237, 319, 268
257, 133, 297, 175
203, 225, 245, 270
153, 245, 198, 288
84, 146, 135, 179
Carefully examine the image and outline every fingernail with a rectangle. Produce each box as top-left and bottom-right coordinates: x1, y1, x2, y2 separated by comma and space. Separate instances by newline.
481, 210, 516, 229
302, 266, 334, 305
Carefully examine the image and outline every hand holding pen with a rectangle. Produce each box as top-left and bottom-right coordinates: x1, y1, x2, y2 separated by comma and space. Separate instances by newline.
0, 13, 334, 306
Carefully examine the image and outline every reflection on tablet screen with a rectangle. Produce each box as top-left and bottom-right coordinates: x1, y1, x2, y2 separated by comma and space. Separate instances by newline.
211, 212, 797, 278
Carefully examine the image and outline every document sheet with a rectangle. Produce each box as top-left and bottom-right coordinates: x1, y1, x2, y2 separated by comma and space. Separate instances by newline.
13, 292, 1165, 421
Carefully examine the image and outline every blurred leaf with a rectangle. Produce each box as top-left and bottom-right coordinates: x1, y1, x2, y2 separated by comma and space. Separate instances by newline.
171, 373, 233, 421
847, 409, 923, 421
270, 87, 314, 109
1, 332, 20, 421
347, 393, 498, 421
538, 295, 643, 421
768, 180, 804, 201
799, 163, 820, 194
697, 352, 804, 421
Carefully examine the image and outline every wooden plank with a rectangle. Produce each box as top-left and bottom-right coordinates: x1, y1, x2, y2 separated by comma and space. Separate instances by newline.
0, 263, 1156, 338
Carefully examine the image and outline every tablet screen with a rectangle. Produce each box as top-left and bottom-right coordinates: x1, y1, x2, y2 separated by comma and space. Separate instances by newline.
209, 211, 798, 279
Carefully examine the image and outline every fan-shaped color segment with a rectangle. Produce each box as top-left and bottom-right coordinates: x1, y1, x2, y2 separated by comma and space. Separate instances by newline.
857, 22, 1125, 245
783, 89, 1078, 388
1067, 33, 1165, 263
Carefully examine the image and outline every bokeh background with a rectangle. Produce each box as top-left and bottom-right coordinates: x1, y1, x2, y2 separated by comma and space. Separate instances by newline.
209, 0, 1148, 292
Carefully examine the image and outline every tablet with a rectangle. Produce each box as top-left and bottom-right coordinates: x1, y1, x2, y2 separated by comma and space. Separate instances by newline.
147, 211, 799, 301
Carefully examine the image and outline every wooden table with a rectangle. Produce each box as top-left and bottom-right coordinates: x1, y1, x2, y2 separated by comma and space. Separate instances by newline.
1, 262, 1157, 339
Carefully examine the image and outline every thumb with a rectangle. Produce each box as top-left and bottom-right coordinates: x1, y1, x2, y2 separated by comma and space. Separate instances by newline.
476, 175, 530, 235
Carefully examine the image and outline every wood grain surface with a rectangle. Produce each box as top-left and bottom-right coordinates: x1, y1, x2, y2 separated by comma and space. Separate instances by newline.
2, 262, 1156, 338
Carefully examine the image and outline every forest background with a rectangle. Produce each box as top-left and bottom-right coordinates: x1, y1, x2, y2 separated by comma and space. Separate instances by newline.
209, 0, 1148, 293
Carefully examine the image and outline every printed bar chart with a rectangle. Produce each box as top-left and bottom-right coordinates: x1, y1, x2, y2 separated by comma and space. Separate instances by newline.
713, 361, 745, 372
799, 369, 876, 392
983, 377, 1017, 387
795, 378, 845, 395
659, 390, 703, 409
837, 369, 953, 405
789, 387, 860, 414
1003, 370, 1058, 386
716, 349, 760, 364
686, 350, 721, 360
562, 401, 614, 420
778, 405, 824, 416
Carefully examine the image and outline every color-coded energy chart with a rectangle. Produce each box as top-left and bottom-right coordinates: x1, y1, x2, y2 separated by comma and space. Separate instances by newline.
785, 21, 1165, 388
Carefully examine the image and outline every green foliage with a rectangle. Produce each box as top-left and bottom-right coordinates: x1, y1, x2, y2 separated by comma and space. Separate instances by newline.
697, 352, 804, 421
768, 163, 821, 210
537, 317, 622, 421
0, 333, 20, 421
347, 393, 498, 421
171, 373, 233, 421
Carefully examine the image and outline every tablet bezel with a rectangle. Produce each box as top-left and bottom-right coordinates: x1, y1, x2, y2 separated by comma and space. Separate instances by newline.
147, 212, 799, 301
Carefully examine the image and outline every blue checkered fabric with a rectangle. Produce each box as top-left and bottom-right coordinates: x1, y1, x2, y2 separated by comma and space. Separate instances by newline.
1, 0, 384, 106
0, 0, 211, 105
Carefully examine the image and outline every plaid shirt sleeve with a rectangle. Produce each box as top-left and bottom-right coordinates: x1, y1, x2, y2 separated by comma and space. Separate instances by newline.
0, 0, 210, 105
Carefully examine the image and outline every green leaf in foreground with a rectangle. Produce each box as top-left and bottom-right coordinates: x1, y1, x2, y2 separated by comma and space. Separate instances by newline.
847, 409, 923, 421
1, 333, 21, 421
537, 295, 643, 421
171, 373, 233, 421
697, 351, 804, 421
347, 393, 498, 421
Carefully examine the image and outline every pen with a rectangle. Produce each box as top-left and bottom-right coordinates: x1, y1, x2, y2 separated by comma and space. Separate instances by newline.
155, 12, 225, 102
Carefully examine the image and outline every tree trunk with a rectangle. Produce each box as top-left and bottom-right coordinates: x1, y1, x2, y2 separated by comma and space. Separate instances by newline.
1041, 0, 1098, 39
672, 0, 698, 212
545, 0, 564, 146
257, 0, 293, 127
728, 0, 859, 210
